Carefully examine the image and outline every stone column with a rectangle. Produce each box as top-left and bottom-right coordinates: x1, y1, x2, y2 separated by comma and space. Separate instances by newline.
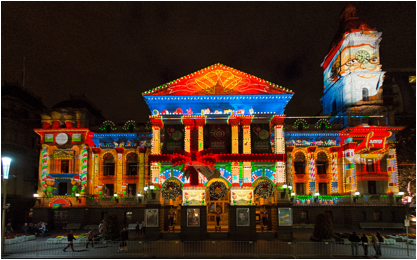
92, 148, 101, 195
241, 116, 253, 185
139, 147, 146, 193
228, 116, 240, 184
307, 147, 317, 195
115, 147, 125, 195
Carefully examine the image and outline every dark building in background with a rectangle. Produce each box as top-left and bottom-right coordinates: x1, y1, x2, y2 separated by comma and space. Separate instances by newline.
1, 81, 46, 227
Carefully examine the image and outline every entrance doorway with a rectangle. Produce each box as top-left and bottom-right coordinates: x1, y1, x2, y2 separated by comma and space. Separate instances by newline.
53, 211, 68, 229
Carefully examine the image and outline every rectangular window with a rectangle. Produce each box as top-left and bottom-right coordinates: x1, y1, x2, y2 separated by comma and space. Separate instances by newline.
294, 162, 305, 174
105, 163, 115, 176
61, 160, 69, 173
104, 184, 114, 196
127, 184, 136, 196
368, 181, 377, 194
316, 162, 327, 175
319, 183, 328, 195
366, 159, 375, 172
374, 211, 381, 221
127, 163, 137, 175
296, 183, 305, 195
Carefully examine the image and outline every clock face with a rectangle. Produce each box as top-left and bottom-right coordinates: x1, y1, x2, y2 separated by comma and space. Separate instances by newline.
56, 133, 69, 145
355, 50, 370, 63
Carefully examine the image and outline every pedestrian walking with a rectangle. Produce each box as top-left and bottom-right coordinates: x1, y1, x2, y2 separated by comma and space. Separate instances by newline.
142, 220, 146, 234
99, 220, 104, 233
360, 233, 369, 256
371, 234, 380, 258
6, 223, 13, 235
117, 227, 128, 252
348, 231, 361, 255
63, 230, 76, 252
86, 228, 94, 248
135, 222, 140, 235
376, 232, 384, 257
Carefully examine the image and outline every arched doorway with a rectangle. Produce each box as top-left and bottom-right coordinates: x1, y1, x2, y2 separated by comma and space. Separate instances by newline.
206, 179, 230, 232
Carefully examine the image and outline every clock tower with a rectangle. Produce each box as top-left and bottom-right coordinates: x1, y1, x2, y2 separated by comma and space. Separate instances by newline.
320, 4, 393, 127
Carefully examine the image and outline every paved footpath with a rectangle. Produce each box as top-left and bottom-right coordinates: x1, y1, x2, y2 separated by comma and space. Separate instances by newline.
2, 228, 415, 259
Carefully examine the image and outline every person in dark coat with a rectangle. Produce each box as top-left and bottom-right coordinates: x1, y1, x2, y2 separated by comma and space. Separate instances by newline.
86, 228, 94, 248
376, 232, 384, 257
22, 223, 29, 234
348, 231, 361, 255
63, 230, 76, 252
361, 233, 369, 256
117, 227, 128, 252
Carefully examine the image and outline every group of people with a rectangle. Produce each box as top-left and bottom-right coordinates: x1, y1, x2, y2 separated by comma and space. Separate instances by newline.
134, 220, 146, 235
6, 222, 48, 237
348, 231, 384, 257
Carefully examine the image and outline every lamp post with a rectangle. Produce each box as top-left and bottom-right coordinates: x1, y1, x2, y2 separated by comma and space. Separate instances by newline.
1, 157, 12, 256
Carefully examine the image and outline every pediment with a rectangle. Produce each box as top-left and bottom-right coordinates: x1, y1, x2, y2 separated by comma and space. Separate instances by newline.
142, 63, 293, 96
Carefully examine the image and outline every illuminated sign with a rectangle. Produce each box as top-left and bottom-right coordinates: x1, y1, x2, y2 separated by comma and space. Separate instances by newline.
183, 189, 206, 206
230, 190, 253, 206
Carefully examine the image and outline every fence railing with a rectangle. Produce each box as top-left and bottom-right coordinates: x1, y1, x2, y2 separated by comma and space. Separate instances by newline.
3, 240, 416, 258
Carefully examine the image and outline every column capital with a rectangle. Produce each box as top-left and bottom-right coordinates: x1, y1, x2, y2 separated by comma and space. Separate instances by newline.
240, 115, 253, 125
270, 114, 285, 127
286, 146, 295, 153
150, 116, 164, 128
228, 116, 240, 126
307, 146, 317, 153
115, 147, 125, 154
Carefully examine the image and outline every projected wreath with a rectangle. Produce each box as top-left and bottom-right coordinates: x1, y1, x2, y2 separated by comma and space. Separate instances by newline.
254, 180, 274, 199
161, 180, 181, 199
209, 181, 228, 200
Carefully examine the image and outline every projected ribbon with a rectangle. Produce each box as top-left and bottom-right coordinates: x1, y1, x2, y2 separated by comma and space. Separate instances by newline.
81, 146, 88, 191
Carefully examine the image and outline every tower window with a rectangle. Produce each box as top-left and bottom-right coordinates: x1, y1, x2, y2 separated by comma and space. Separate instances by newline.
362, 88, 369, 101
332, 100, 337, 113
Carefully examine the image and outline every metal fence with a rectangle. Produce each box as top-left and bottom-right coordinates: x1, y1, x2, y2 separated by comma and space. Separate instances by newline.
3, 240, 416, 258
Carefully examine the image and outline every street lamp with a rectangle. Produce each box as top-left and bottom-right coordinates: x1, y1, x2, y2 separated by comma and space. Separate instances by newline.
1, 157, 12, 256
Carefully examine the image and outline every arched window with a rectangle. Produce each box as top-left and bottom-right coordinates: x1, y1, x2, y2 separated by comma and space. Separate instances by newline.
332, 100, 337, 113
316, 152, 328, 175
106, 125, 112, 133
126, 153, 138, 175
362, 88, 369, 101
293, 152, 306, 175
298, 124, 303, 131
103, 154, 115, 176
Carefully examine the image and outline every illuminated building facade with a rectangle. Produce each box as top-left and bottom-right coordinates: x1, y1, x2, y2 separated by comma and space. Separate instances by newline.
32, 5, 407, 240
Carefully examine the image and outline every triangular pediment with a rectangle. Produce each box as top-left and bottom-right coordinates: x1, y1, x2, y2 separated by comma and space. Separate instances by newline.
143, 63, 293, 96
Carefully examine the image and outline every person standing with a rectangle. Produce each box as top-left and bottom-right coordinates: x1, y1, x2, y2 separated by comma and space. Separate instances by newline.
135, 222, 140, 235
139, 220, 143, 234
260, 207, 268, 226
361, 233, 369, 256
348, 231, 361, 255
371, 234, 379, 258
117, 227, 128, 253
214, 207, 222, 227
63, 230, 76, 252
6, 223, 13, 235
22, 223, 29, 234
376, 232, 384, 257
142, 220, 146, 234
86, 228, 94, 248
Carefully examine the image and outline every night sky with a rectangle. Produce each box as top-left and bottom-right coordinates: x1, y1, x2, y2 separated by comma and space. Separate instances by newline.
2, 2, 416, 124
